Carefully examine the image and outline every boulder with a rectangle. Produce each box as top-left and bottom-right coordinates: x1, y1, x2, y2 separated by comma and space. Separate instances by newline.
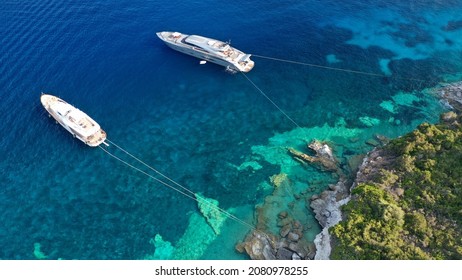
288, 240, 310, 259
236, 230, 277, 260
292, 253, 302, 260
277, 217, 293, 227
237, 229, 315, 260
292, 220, 303, 230
280, 224, 291, 238
365, 138, 381, 147
276, 247, 293, 260
310, 194, 320, 201
374, 134, 390, 145
288, 140, 339, 172
278, 211, 288, 219
288, 232, 301, 242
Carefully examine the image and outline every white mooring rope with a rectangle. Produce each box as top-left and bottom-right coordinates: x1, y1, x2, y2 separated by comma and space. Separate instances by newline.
241, 72, 303, 129
99, 142, 256, 231
251, 54, 427, 82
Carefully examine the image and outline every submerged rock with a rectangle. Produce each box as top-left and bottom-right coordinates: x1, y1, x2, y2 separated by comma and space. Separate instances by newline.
442, 20, 462, 31
280, 224, 291, 237
366, 134, 390, 147
347, 154, 366, 174
278, 211, 288, 219
145, 211, 225, 260
288, 232, 301, 242
359, 116, 381, 127
270, 173, 290, 188
33, 242, 47, 260
365, 138, 380, 147
238, 188, 316, 260
172, 212, 219, 259
236, 229, 313, 260
288, 140, 339, 172
236, 230, 278, 260
374, 134, 390, 146
195, 193, 226, 235
145, 234, 175, 260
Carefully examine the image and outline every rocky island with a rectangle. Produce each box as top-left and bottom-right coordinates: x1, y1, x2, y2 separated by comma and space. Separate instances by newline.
328, 82, 462, 259
237, 82, 462, 260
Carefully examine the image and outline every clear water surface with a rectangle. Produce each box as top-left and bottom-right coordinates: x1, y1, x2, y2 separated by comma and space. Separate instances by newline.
1, 0, 462, 259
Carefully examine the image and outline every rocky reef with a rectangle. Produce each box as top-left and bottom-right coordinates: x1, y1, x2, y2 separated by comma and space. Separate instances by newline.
288, 140, 339, 173
235, 211, 316, 260
235, 169, 320, 260
439, 81, 462, 112
323, 82, 462, 259
237, 81, 462, 260
236, 140, 340, 260
442, 20, 462, 31
145, 234, 175, 260
195, 193, 226, 235
33, 242, 48, 260
309, 82, 462, 259
145, 193, 228, 260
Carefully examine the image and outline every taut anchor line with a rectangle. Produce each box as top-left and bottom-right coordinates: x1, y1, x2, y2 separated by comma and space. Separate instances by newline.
251, 54, 428, 82
99, 140, 256, 231
241, 53, 430, 137
39, 94, 261, 233
241, 72, 303, 129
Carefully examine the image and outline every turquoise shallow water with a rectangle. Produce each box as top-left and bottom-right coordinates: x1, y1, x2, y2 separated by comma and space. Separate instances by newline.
1, 0, 462, 259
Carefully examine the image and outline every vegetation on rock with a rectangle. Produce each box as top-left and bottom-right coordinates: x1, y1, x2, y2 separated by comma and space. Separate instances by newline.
331, 113, 462, 259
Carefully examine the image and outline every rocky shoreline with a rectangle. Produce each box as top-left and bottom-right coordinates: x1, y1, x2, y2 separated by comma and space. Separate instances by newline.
310, 81, 462, 259
439, 81, 462, 112
236, 81, 462, 260
236, 140, 339, 259
236, 137, 392, 259
310, 179, 350, 259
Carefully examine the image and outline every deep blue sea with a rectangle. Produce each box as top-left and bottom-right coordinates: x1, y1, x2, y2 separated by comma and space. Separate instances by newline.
1, 0, 462, 259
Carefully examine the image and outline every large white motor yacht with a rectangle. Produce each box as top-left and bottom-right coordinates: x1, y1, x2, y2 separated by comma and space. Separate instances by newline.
157, 31, 254, 72
41, 94, 107, 147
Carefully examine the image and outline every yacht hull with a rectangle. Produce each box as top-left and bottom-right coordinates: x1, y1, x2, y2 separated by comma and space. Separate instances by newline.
162, 40, 238, 70
157, 32, 254, 72
41, 94, 106, 147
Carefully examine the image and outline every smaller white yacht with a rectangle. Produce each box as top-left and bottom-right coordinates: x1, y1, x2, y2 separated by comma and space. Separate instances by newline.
41, 94, 107, 147
157, 31, 255, 72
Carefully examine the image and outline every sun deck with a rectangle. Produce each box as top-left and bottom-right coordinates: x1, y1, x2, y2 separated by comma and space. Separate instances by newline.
157, 31, 255, 72
41, 94, 107, 147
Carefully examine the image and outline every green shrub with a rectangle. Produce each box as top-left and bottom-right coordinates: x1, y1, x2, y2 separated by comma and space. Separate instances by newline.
331, 115, 462, 260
